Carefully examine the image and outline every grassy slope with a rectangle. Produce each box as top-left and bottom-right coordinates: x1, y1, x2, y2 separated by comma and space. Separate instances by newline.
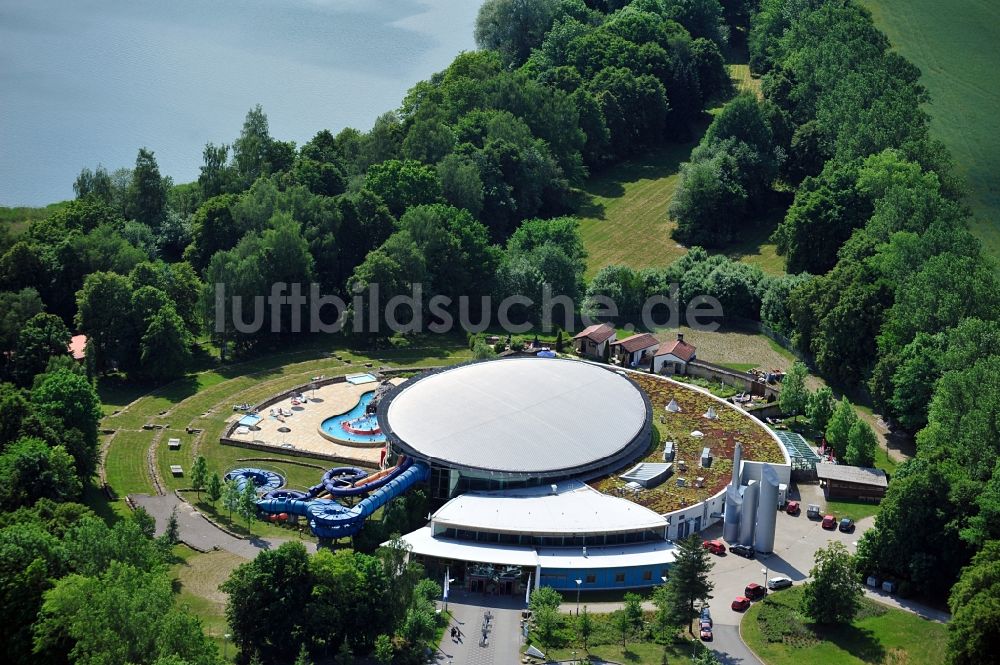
170, 545, 242, 657
862, 0, 1000, 257
577, 64, 783, 280
576, 141, 695, 279
743, 586, 947, 665
0, 202, 68, 237
97, 337, 473, 533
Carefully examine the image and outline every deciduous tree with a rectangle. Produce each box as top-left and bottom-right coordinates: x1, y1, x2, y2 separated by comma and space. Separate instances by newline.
825, 398, 856, 461
801, 541, 861, 624
779, 362, 809, 422
947, 540, 1000, 665
806, 386, 835, 432
221, 541, 314, 662
206, 471, 222, 508
845, 419, 877, 467
190, 456, 208, 500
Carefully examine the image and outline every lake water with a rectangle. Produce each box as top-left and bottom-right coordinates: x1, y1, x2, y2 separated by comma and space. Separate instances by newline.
0, 0, 481, 206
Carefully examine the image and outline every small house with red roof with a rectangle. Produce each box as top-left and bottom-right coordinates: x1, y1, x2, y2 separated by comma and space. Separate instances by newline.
610, 332, 659, 367
572, 323, 616, 359
652, 333, 697, 375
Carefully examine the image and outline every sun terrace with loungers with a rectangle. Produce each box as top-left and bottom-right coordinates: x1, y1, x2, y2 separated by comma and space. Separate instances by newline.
224, 374, 406, 465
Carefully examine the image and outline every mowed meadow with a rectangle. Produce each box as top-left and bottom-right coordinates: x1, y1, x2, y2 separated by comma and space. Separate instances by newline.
575, 62, 783, 280
862, 0, 1000, 257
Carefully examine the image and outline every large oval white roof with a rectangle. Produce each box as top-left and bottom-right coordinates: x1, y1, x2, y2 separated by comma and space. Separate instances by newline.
382, 357, 649, 475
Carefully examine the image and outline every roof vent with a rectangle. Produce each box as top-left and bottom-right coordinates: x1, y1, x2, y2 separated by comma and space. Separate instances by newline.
550, 484, 558, 495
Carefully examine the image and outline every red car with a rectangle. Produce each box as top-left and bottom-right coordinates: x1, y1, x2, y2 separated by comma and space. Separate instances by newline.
702, 539, 726, 555
731, 596, 751, 612
822, 514, 837, 530
785, 500, 800, 515
744, 582, 766, 601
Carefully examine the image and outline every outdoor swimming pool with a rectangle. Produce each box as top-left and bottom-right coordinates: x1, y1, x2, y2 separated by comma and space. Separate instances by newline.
320, 391, 387, 444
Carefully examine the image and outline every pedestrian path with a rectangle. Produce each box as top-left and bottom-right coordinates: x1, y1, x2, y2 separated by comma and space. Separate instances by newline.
131, 493, 316, 559
433, 590, 526, 665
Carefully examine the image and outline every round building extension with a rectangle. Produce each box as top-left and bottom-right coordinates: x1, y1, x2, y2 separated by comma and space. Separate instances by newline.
377, 356, 653, 484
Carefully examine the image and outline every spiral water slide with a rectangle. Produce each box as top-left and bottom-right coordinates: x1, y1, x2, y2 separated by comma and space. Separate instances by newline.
256, 457, 429, 538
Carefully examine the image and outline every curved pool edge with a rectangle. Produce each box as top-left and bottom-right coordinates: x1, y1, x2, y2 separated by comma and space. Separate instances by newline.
318, 391, 387, 448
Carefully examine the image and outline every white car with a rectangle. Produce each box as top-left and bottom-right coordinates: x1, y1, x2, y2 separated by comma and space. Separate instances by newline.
767, 576, 793, 591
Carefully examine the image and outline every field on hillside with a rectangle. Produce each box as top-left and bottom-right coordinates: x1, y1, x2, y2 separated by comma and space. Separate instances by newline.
863, 0, 1000, 257
170, 546, 243, 656
576, 142, 694, 279
0, 202, 68, 237
576, 64, 783, 279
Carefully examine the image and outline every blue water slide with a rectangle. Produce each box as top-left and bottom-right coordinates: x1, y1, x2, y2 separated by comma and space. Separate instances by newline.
322, 456, 418, 497
257, 460, 429, 538
307, 466, 368, 496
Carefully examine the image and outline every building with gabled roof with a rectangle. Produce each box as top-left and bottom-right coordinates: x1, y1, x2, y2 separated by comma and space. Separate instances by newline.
652, 332, 697, 375
610, 332, 659, 367
816, 464, 888, 501
573, 322, 616, 358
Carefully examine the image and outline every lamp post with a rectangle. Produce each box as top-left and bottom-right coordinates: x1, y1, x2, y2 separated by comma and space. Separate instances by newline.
575, 579, 583, 615
223, 633, 230, 659
444, 565, 455, 612
761, 566, 769, 590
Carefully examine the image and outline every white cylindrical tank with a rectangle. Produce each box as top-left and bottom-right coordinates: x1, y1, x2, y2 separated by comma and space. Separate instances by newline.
754, 464, 780, 553
723, 484, 742, 542
739, 481, 759, 546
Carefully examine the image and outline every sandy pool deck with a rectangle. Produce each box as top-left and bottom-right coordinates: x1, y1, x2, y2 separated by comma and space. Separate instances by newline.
228, 377, 405, 465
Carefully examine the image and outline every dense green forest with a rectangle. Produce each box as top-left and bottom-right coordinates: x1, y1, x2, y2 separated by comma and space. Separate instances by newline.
1, 0, 998, 663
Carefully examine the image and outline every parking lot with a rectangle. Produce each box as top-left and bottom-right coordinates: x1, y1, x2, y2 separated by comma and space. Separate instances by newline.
704, 481, 872, 628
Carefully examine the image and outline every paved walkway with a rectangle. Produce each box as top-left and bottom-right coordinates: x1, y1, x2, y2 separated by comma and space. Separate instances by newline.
433, 590, 526, 665
131, 493, 317, 559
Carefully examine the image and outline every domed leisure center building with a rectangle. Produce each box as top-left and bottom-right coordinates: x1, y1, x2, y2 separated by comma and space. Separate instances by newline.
376, 356, 791, 594
229, 354, 790, 593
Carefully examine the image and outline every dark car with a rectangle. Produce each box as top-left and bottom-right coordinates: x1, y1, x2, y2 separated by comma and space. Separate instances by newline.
700, 625, 713, 641
700, 606, 712, 625
744, 582, 766, 601
729, 543, 755, 559
839, 517, 856, 533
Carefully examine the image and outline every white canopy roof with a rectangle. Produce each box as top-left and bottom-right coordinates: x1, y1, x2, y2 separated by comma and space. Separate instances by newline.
398, 527, 539, 567
395, 527, 679, 570
431, 481, 668, 535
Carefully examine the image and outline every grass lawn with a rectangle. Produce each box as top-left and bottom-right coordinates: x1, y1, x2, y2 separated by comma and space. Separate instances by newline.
662, 325, 806, 380
525, 609, 708, 664
823, 498, 882, 522
743, 585, 947, 665
861, 0, 1000, 258
170, 545, 244, 661
98, 335, 473, 508
576, 141, 696, 280
576, 62, 784, 281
